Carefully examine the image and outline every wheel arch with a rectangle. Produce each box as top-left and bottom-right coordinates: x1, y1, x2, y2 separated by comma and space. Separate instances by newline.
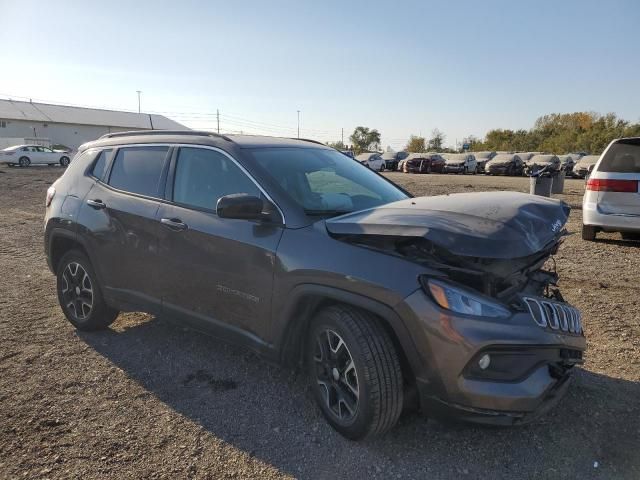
276, 285, 422, 387
47, 228, 101, 281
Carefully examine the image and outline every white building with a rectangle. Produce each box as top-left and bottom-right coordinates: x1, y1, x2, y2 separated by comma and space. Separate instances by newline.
0, 99, 188, 150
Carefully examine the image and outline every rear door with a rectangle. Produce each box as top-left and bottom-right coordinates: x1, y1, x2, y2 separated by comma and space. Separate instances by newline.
77, 145, 171, 312
592, 139, 640, 215
156, 146, 283, 345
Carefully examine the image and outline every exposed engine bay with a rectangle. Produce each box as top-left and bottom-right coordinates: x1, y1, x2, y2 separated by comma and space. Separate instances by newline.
325, 191, 571, 307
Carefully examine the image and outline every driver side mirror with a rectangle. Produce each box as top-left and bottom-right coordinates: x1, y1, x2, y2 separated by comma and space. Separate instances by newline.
216, 194, 265, 220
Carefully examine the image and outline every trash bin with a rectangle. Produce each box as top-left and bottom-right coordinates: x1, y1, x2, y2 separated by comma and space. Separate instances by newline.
530, 174, 553, 197
551, 171, 566, 194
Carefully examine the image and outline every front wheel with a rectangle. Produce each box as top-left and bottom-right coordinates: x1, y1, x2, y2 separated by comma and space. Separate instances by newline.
379, 164, 385, 172
60, 156, 70, 167
56, 250, 119, 330
18, 156, 30, 167
306, 306, 403, 440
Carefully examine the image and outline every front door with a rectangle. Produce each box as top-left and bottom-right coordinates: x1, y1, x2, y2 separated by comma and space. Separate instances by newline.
156, 146, 283, 347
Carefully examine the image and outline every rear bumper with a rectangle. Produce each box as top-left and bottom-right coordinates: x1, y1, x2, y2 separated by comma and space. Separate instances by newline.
443, 165, 465, 173
583, 200, 640, 232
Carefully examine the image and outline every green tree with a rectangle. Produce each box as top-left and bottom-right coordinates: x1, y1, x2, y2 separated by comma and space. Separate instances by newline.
327, 140, 345, 150
349, 126, 381, 154
427, 128, 445, 151
405, 135, 426, 153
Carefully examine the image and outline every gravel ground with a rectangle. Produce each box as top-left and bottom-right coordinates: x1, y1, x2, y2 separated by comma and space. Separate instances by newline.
0, 165, 638, 480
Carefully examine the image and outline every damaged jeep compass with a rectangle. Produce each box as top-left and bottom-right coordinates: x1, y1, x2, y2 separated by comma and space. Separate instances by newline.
44, 131, 586, 439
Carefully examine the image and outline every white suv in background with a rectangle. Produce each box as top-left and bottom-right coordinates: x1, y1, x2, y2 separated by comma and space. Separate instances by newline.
355, 152, 385, 171
0, 145, 72, 167
582, 137, 640, 241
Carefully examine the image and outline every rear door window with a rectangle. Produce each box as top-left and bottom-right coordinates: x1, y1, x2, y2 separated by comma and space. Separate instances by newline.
108, 146, 169, 197
598, 141, 640, 173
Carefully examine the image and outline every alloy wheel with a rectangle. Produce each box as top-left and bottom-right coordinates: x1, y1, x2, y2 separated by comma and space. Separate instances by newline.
61, 262, 94, 320
313, 329, 359, 422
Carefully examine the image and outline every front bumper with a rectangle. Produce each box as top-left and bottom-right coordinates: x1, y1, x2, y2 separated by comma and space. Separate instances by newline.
395, 289, 586, 425
487, 164, 510, 174
443, 165, 465, 173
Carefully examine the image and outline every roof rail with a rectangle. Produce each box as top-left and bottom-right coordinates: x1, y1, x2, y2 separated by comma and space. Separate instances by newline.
291, 137, 326, 146
99, 130, 232, 141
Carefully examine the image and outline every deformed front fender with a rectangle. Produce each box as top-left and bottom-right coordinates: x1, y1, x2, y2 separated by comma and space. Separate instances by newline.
273, 283, 426, 382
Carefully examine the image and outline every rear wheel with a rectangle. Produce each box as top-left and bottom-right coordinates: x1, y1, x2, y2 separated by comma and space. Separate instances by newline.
582, 225, 597, 241
18, 156, 30, 167
306, 306, 403, 440
60, 156, 70, 167
379, 164, 385, 172
56, 250, 119, 330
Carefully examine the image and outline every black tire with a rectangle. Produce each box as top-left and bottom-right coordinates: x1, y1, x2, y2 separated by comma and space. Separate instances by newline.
18, 156, 30, 167
379, 164, 385, 172
425, 163, 432, 174
582, 225, 597, 241
306, 305, 403, 440
621, 232, 640, 241
60, 156, 70, 167
56, 250, 119, 331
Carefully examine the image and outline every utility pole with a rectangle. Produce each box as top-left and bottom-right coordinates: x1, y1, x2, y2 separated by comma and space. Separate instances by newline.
297, 110, 300, 139
341, 128, 344, 145
136, 90, 142, 113
216, 109, 220, 133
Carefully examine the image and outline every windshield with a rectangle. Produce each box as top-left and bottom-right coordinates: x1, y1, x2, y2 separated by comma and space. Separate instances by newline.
530, 155, 556, 164
489, 154, 515, 163
248, 147, 408, 215
474, 151, 493, 159
444, 154, 466, 164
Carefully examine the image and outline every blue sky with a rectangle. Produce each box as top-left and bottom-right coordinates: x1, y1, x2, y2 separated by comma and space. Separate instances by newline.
1, 0, 638, 149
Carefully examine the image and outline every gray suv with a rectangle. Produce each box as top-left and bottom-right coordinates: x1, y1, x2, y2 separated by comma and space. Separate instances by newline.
44, 131, 586, 439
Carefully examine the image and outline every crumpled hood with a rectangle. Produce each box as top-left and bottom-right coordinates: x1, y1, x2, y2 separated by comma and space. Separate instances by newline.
325, 192, 570, 259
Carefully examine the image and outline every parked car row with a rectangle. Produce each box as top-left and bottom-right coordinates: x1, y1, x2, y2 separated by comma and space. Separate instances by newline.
344, 148, 595, 178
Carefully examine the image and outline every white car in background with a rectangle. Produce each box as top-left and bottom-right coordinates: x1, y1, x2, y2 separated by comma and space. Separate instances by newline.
0, 145, 72, 167
582, 137, 640, 241
355, 152, 385, 171
442, 153, 477, 174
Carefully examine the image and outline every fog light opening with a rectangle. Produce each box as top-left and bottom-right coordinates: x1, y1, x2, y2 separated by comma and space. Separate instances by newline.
478, 354, 491, 370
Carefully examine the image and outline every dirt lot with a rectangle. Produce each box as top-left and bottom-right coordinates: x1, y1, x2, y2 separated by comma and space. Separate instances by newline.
1, 166, 639, 480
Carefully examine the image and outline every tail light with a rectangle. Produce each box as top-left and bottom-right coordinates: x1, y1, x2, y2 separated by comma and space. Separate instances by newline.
586, 179, 639, 193
46, 186, 56, 207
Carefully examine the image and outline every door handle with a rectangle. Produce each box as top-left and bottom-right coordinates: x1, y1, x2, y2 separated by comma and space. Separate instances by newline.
161, 218, 188, 231
86, 199, 106, 209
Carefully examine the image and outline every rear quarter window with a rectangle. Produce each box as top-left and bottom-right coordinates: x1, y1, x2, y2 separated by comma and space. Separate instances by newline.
598, 141, 640, 173
90, 149, 113, 181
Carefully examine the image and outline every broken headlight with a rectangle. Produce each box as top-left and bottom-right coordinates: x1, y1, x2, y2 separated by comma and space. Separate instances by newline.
421, 278, 510, 318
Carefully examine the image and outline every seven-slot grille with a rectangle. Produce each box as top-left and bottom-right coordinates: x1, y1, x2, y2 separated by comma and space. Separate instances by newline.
523, 297, 583, 334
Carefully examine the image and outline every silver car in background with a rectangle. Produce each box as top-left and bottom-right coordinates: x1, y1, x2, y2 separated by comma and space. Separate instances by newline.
442, 153, 477, 174
574, 155, 599, 178
526, 154, 560, 174
582, 137, 640, 241
473, 151, 496, 173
